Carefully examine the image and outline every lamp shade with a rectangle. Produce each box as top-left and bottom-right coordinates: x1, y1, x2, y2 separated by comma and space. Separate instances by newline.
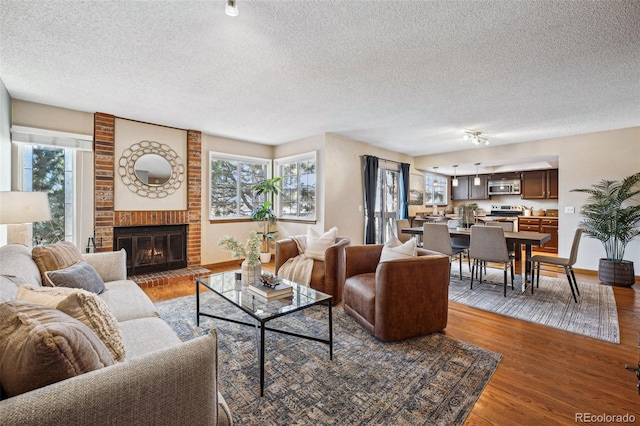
0, 191, 52, 224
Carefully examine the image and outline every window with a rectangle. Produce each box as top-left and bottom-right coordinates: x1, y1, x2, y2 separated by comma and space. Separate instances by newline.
275, 152, 316, 220
425, 173, 447, 206
209, 152, 271, 220
22, 145, 74, 245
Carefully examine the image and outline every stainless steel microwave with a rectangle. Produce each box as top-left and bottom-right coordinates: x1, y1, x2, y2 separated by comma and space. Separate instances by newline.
488, 179, 521, 195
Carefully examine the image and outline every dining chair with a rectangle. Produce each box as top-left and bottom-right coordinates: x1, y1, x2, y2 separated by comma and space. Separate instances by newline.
396, 219, 411, 243
486, 221, 516, 255
469, 225, 514, 296
529, 228, 583, 303
423, 223, 467, 277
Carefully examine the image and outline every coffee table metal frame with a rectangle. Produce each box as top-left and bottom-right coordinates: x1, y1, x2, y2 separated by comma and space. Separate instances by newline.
195, 272, 333, 396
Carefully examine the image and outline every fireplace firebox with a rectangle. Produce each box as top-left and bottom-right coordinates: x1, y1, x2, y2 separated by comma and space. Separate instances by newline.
114, 225, 187, 275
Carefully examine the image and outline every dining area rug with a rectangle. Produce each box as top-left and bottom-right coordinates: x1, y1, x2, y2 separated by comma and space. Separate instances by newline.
156, 293, 501, 425
448, 265, 620, 343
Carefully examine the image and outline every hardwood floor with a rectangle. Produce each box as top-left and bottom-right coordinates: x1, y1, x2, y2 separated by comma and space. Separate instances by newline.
144, 260, 640, 425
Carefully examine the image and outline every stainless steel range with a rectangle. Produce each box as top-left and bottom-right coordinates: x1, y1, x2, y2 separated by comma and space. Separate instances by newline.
485, 205, 523, 229
487, 205, 523, 217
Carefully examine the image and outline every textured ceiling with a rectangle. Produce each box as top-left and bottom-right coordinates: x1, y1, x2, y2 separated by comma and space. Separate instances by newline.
1, 0, 639, 157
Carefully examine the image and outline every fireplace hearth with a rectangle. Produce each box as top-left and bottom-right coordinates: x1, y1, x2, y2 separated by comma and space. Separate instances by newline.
114, 225, 187, 276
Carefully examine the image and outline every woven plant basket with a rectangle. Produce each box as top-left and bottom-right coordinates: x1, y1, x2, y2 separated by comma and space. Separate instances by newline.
598, 259, 635, 287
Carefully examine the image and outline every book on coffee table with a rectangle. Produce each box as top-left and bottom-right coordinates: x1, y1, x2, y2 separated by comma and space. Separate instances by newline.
247, 282, 293, 301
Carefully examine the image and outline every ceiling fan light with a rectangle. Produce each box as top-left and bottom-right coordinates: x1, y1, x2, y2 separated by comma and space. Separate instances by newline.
225, 0, 238, 16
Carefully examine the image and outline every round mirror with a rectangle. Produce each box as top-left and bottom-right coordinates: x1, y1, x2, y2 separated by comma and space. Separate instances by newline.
134, 154, 172, 186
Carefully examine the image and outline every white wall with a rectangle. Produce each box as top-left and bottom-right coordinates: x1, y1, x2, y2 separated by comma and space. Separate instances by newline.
415, 127, 640, 272
0, 80, 12, 245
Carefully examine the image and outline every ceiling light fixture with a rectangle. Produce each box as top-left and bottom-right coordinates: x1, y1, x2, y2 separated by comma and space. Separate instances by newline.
433, 166, 439, 187
474, 163, 481, 186
452, 165, 459, 187
464, 130, 489, 146
225, 0, 238, 17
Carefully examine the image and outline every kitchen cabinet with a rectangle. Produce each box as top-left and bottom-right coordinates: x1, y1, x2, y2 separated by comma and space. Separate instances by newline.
521, 169, 558, 200
518, 216, 558, 252
451, 175, 489, 201
490, 172, 521, 181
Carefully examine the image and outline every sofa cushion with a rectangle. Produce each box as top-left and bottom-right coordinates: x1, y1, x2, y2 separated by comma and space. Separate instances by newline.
0, 300, 114, 397
305, 226, 338, 261
44, 261, 107, 294
379, 236, 417, 262
82, 249, 127, 283
0, 275, 20, 303
16, 285, 126, 362
100, 280, 159, 322
118, 317, 182, 359
0, 244, 42, 287
32, 241, 84, 284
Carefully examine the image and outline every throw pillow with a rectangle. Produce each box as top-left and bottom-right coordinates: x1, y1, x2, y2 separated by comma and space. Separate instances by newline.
305, 226, 338, 261
45, 261, 106, 294
379, 236, 417, 262
32, 241, 84, 284
16, 285, 126, 362
0, 300, 114, 397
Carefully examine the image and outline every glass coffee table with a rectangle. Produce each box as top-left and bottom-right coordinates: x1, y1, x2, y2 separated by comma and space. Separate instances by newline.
195, 272, 333, 396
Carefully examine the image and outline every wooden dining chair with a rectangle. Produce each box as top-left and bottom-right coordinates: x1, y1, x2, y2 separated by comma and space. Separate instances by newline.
529, 228, 583, 303
423, 223, 467, 278
469, 225, 514, 296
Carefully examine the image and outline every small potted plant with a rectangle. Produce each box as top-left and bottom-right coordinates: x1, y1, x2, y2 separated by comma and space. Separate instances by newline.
218, 232, 262, 285
571, 172, 640, 286
251, 177, 282, 263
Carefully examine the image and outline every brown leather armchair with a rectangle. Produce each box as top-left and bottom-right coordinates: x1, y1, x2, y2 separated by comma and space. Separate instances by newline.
343, 244, 450, 342
275, 237, 350, 305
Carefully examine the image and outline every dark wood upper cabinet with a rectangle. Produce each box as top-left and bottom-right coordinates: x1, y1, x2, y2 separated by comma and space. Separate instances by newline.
451, 175, 489, 200
469, 175, 489, 200
521, 169, 558, 199
451, 176, 469, 200
490, 172, 521, 181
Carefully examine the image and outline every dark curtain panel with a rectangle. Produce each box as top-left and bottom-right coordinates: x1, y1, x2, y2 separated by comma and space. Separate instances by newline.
362, 155, 379, 244
399, 163, 410, 219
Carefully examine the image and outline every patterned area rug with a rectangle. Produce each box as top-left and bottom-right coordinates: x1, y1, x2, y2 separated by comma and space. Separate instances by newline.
156, 292, 501, 425
449, 264, 620, 343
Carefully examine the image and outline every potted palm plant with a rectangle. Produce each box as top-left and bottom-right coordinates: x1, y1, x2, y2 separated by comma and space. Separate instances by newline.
251, 177, 282, 263
571, 172, 640, 287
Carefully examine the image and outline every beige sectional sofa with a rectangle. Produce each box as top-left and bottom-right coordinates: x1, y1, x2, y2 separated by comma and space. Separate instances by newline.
0, 244, 232, 426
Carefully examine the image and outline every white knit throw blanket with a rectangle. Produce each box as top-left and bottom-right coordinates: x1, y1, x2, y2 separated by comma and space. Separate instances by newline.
277, 235, 314, 286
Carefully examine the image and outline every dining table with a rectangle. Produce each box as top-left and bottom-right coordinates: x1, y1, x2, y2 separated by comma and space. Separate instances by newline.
401, 226, 551, 292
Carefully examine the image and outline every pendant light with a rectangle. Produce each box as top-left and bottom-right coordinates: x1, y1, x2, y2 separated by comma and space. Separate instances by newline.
474, 163, 481, 186
225, 0, 238, 16
452, 165, 459, 187
433, 167, 439, 187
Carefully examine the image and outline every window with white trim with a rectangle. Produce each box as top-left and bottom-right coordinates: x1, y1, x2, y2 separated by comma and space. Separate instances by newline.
425, 173, 448, 205
275, 152, 316, 220
209, 152, 271, 220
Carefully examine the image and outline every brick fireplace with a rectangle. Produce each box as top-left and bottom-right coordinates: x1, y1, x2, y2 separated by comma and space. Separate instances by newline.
93, 113, 206, 286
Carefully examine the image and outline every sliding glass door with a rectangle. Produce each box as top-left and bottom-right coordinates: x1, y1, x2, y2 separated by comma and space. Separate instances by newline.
373, 168, 400, 244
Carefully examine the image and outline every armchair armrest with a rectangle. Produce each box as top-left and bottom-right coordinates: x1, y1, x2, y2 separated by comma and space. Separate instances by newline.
345, 245, 383, 279
323, 238, 350, 304
275, 239, 300, 275
0, 333, 219, 426
375, 254, 450, 341
82, 249, 127, 282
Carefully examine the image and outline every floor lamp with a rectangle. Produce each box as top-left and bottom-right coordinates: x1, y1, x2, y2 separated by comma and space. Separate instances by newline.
0, 191, 52, 248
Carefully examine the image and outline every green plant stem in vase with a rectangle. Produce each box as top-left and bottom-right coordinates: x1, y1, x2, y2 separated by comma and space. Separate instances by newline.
251, 177, 283, 256
218, 232, 262, 285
